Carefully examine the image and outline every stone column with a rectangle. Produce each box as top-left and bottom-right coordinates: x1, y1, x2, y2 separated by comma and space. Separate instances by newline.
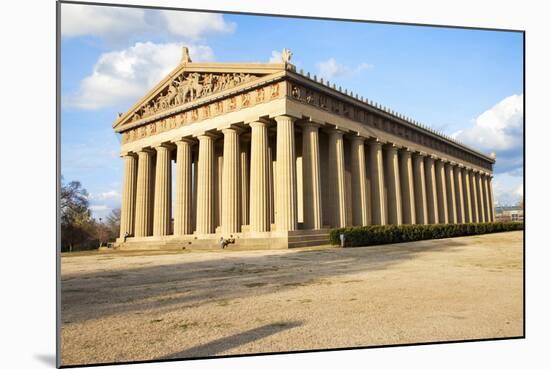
196, 134, 215, 234
385, 144, 402, 225
134, 149, 154, 237
454, 165, 465, 223
267, 135, 275, 226
250, 120, 270, 232
476, 172, 486, 222
221, 128, 241, 234
191, 149, 198, 232
399, 149, 416, 224
413, 152, 428, 224
444, 162, 457, 224
435, 160, 448, 224
425, 156, 439, 224
240, 139, 250, 226
275, 116, 298, 232
462, 167, 473, 223
153, 144, 172, 236
470, 169, 480, 222
302, 122, 323, 229
483, 173, 492, 223
173, 139, 193, 235
120, 153, 137, 238
328, 129, 348, 228
350, 136, 370, 226
369, 140, 386, 225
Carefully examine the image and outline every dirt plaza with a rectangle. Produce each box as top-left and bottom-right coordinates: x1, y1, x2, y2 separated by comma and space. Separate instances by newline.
60, 231, 523, 366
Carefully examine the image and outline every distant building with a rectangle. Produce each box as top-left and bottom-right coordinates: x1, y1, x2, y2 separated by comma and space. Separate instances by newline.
495, 206, 523, 222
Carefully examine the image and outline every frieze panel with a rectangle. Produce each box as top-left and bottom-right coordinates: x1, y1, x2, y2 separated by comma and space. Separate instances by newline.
121, 81, 285, 144
127, 72, 259, 123
287, 81, 493, 170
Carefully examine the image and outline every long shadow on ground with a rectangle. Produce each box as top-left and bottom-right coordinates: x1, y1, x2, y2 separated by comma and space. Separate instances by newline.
160, 321, 302, 359
61, 238, 474, 324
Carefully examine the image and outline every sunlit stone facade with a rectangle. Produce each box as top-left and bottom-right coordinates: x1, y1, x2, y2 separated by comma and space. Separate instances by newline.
114, 48, 495, 250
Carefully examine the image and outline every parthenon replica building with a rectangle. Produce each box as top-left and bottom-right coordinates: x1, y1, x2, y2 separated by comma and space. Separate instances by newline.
113, 48, 496, 249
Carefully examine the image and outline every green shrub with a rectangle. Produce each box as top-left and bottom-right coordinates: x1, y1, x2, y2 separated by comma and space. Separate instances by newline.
329, 222, 523, 247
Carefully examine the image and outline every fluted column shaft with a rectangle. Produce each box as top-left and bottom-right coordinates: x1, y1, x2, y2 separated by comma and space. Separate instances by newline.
470, 170, 480, 222
462, 168, 473, 223
328, 130, 348, 228
454, 166, 465, 223
250, 121, 270, 232
120, 153, 137, 238
302, 123, 323, 229
274, 116, 298, 231
174, 140, 193, 235
240, 140, 250, 226
153, 145, 172, 236
425, 156, 439, 224
196, 134, 215, 234
435, 160, 448, 224
221, 128, 241, 234
445, 163, 457, 224
369, 141, 386, 225
413, 153, 428, 224
350, 137, 370, 226
483, 174, 492, 223
134, 150, 154, 237
385, 145, 402, 225
399, 149, 416, 224
476, 172, 486, 222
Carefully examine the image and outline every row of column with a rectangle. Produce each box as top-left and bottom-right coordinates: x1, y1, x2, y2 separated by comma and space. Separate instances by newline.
119, 116, 495, 238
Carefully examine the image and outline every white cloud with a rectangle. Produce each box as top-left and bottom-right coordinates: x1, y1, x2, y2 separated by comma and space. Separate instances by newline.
61, 4, 146, 39
455, 94, 523, 153
514, 183, 523, 197
63, 42, 214, 110
454, 94, 523, 176
161, 11, 235, 40
268, 50, 282, 63
61, 4, 235, 43
317, 58, 373, 79
492, 174, 523, 206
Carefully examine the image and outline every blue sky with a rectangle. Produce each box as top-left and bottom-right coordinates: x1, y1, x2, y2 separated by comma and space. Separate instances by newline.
61, 3, 524, 219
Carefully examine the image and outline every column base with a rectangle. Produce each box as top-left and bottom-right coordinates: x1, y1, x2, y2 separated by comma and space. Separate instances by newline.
114, 229, 332, 251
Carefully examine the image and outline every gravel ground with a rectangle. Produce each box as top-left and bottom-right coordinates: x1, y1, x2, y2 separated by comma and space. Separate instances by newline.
60, 231, 523, 366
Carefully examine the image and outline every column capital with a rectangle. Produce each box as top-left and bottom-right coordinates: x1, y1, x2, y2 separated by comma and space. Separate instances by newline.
222, 126, 246, 135
413, 150, 428, 157
273, 115, 297, 124
367, 138, 384, 147
300, 120, 322, 129
136, 147, 155, 155
172, 137, 196, 146
120, 151, 137, 158
349, 134, 366, 142
326, 127, 346, 137
194, 132, 219, 140
152, 142, 174, 151
384, 142, 400, 152
249, 119, 271, 129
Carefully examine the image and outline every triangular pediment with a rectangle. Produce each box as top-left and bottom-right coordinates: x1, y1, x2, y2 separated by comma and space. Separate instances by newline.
113, 61, 288, 130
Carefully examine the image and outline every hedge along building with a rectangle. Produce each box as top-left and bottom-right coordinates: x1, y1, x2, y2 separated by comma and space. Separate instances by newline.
113, 48, 496, 250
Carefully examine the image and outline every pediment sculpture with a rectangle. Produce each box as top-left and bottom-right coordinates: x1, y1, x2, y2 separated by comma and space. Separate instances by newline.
129, 72, 258, 122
